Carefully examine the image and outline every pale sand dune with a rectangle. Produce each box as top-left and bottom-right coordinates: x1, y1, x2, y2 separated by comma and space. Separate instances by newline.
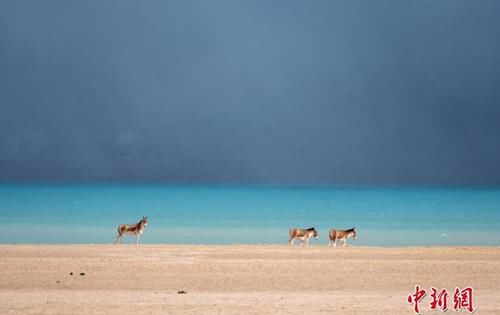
0, 245, 499, 314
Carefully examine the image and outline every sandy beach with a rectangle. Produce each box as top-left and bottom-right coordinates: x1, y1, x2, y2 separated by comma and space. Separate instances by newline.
0, 245, 499, 314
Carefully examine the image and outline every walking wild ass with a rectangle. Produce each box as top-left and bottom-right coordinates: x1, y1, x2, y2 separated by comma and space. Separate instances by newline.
288, 227, 318, 246
329, 227, 357, 247
114, 216, 148, 246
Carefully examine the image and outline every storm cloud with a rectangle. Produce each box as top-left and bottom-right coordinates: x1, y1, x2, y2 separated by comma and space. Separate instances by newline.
1, 1, 500, 184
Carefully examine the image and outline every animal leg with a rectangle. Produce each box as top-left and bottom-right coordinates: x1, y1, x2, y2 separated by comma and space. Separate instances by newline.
343, 239, 347, 247
289, 238, 294, 246
136, 234, 140, 246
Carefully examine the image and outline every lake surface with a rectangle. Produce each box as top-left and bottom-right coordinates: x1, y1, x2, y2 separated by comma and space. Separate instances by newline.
1, 184, 499, 246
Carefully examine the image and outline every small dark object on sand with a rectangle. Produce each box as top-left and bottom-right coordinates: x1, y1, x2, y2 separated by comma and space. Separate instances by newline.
80, 272, 85, 276
56, 281, 60, 283
69, 272, 73, 275
177, 290, 187, 294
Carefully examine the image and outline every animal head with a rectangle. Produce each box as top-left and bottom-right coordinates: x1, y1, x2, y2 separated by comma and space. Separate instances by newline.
307, 227, 318, 239
352, 227, 357, 239
142, 216, 148, 227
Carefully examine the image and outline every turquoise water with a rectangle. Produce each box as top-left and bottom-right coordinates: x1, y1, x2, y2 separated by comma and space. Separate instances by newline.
0, 184, 499, 246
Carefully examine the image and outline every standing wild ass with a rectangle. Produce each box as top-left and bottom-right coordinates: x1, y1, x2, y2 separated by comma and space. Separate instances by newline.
329, 227, 357, 247
114, 216, 148, 246
288, 227, 318, 246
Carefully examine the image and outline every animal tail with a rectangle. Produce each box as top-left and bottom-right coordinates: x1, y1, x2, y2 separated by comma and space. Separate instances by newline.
329, 230, 336, 241
113, 226, 122, 244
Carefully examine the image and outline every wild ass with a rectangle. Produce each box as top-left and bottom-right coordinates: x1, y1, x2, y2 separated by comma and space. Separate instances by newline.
329, 227, 357, 247
114, 216, 148, 246
288, 227, 318, 246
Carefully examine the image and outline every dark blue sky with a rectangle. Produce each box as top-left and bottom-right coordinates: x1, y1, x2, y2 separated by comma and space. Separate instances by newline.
1, 1, 500, 184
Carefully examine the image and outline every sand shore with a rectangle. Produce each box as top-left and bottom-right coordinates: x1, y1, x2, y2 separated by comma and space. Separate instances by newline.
1, 245, 499, 314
